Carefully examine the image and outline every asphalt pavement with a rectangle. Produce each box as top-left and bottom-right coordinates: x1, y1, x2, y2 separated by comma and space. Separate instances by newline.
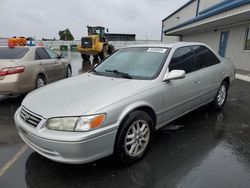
1, 52, 250, 188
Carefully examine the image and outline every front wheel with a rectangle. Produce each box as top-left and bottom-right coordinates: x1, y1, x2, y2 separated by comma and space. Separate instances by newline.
114, 111, 154, 165
213, 81, 228, 110
66, 66, 72, 77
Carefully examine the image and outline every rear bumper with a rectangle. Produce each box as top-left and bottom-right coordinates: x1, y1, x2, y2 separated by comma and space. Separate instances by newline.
14, 108, 117, 164
0, 75, 32, 95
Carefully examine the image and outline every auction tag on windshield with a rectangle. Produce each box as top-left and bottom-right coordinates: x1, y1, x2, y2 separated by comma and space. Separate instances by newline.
147, 48, 167, 53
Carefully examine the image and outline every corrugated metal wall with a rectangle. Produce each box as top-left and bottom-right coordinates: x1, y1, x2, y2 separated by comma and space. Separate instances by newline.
182, 30, 220, 51
199, 0, 222, 12
183, 24, 250, 71
162, 0, 198, 31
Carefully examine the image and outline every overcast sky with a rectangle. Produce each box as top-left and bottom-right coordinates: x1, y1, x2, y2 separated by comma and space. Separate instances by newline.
0, 0, 188, 40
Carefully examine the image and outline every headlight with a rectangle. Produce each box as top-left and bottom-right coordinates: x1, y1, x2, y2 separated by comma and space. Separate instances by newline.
47, 114, 106, 132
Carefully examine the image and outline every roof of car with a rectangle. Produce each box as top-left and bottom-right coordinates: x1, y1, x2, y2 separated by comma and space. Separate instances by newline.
0, 46, 47, 49
124, 42, 205, 49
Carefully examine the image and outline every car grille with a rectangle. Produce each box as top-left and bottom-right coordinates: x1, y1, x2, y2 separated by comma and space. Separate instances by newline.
20, 107, 42, 127
81, 37, 92, 48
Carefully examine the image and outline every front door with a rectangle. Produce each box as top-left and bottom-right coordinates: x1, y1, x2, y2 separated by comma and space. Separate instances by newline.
219, 31, 229, 57
163, 46, 200, 122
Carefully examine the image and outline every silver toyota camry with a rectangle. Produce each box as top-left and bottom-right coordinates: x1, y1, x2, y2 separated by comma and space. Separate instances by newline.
14, 42, 235, 164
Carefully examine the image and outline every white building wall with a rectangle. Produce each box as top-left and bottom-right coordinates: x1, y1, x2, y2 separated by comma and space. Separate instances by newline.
182, 30, 220, 52
199, 0, 222, 12
162, 35, 180, 42
182, 23, 250, 71
225, 24, 250, 71
162, 0, 198, 31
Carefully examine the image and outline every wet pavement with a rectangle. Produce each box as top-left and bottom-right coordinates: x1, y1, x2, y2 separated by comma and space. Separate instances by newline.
1, 53, 250, 187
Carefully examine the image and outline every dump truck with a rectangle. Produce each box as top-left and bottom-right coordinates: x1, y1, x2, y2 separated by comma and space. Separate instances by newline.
77, 26, 115, 61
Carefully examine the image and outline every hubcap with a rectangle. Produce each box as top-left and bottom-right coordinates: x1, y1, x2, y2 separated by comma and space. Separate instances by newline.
217, 85, 226, 106
124, 120, 150, 157
36, 78, 45, 88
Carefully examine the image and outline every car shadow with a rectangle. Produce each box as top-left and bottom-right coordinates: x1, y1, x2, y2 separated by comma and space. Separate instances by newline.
0, 94, 25, 121
24, 106, 228, 188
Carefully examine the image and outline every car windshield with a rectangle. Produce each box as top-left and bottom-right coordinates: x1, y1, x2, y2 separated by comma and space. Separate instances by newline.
94, 47, 169, 80
0, 47, 29, 59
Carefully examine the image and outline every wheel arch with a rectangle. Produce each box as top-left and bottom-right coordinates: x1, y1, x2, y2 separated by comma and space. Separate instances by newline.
118, 102, 157, 129
37, 72, 47, 83
223, 76, 230, 89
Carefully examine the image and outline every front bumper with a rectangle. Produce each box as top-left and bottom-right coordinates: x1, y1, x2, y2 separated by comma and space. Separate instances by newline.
14, 108, 118, 164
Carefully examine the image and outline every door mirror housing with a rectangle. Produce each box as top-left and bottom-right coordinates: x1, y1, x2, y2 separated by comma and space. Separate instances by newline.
57, 54, 64, 59
163, 70, 186, 82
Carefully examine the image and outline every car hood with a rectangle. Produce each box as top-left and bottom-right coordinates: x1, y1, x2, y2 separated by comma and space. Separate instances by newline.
22, 73, 151, 118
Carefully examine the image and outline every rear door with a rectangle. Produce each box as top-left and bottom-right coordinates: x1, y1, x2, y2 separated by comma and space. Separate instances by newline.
44, 48, 66, 79
35, 48, 56, 83
163, 46, 201, 122
192, 45, 223, 104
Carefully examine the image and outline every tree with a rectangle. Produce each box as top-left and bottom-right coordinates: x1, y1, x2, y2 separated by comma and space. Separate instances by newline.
58, 28, 74, 41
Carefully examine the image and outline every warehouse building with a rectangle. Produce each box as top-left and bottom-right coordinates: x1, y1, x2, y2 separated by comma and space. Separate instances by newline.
162, 0, 250, 71
106, 33, 136, 41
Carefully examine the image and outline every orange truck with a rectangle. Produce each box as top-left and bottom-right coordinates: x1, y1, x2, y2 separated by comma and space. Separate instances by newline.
7, 37, 27, 48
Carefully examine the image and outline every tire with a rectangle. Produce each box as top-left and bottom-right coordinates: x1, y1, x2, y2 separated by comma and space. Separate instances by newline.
66, 66, 72, 77
93, 55, 99, 61
108, 45, 115, 55
114, 110, 154, 165
213, 81, 228, 110
99, 47, 108, 60
36, 75, 46, 89
81, 54, 90, 61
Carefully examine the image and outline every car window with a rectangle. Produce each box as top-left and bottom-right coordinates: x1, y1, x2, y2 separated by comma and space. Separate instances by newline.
169, 47, 195, 74
44, 48, 59, 59
35, 48, 50, 60
192, 45, 220, 69
95, 47, 169, 80
0, 47, 29, 59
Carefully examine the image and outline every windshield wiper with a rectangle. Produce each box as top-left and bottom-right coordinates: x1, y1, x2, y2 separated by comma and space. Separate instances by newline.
91, 69, 100, 75
105, 70, 132, 79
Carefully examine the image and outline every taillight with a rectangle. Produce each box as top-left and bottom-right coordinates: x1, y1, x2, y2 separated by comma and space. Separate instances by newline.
0, 66, 25, 76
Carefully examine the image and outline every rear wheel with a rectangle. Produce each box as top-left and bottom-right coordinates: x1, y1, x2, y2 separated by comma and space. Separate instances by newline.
93, 55, 99, 61
36, 75, 46, 89
114, 111, 154, 165
99, 47, 108, 60
108, 45, 115, 55
213, 81, 228, 110
81, 54, 90, 61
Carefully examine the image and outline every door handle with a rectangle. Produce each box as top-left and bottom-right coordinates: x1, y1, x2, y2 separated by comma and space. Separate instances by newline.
195, 80, 201, 84
220, 71, 224, 74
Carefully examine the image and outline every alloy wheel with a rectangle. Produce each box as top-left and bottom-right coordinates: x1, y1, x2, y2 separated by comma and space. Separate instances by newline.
124, 120, 150, 157
217, 84, 226, 106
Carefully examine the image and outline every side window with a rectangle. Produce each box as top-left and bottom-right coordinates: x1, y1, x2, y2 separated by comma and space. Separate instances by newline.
35, 48, 50, 60
45, 48, 59, 59
193, 45, 220, 69
169, 47, 195, 74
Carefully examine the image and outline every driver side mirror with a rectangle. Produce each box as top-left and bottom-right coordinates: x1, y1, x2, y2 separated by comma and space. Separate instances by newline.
163, 70, 186, 82
57, 54, 64, 59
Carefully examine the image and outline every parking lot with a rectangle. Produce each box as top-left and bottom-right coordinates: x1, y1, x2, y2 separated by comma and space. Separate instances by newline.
1, 52, 250, 188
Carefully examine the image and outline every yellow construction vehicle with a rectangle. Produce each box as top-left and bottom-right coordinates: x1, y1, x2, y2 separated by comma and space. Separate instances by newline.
77, 26, 115, 61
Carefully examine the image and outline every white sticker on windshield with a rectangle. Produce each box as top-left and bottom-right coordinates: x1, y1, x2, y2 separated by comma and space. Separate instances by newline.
147, 48, 167, 53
